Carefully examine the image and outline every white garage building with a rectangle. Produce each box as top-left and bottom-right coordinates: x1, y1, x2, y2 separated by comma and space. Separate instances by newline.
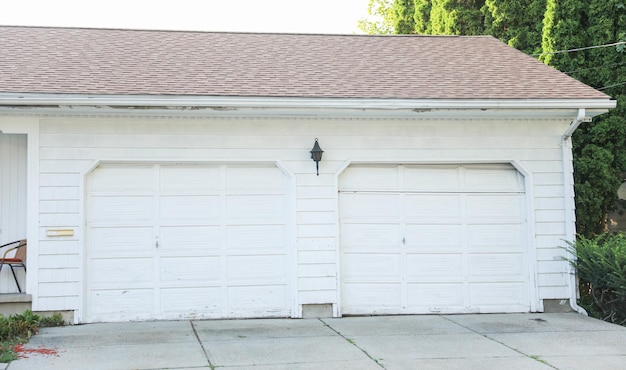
0, 27, 615, 323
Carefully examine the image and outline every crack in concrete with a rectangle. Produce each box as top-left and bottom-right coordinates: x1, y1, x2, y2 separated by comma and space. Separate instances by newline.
319, 318, 386, 369
441, 316, 559, 369
190, 320, 215, 370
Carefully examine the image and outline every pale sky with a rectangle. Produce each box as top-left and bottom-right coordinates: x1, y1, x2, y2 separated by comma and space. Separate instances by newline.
1, 0, 371, 34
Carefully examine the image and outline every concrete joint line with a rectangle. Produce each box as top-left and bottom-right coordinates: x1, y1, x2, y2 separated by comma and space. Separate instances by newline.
441, 316, 558, 369
319, 318, 386, 369
190, 320, 216, 370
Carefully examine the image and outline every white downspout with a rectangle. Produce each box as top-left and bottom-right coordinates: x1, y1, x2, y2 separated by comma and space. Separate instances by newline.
562, 108, 588, 315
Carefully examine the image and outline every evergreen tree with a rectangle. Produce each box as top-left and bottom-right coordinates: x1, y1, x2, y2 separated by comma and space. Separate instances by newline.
482, 0, 546, 54
541, 0, 626, 236
393, 0, 417, 34
424, 0, 486, 35
413, 0, 432, 33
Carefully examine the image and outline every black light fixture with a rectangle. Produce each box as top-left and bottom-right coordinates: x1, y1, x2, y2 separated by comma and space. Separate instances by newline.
310, 138, 324, 176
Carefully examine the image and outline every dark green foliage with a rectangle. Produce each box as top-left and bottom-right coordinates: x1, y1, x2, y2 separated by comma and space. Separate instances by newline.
566, 234, 626, 325
543, 0, 626, 237
482, 0, 546, 54
39, 313, 65, 328
413, 0, 432, 33
0, 310, 65, 363
400, 0, 486, 35
393, 0, 417, 33
0, 310, 40, 342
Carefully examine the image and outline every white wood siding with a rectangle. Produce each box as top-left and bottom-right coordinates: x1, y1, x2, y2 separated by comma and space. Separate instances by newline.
25, 115, 573, 318
0, 133, 27, 293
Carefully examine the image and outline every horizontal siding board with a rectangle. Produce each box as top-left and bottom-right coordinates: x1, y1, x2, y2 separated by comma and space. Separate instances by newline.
298, 277, 337, 291
35, 296, 79, 311
39, 214, 80, 227
297, 224, 336, 238
39, 186, 80, 200
38, 254, 80, 269
299, 250, 336, 264
537, 260, 570, 274
298, 264, 337, 278
538, 286, 570, 299
297, 198, 337, 212
537, 273, 568, 287
297, 238, 337, 251
297, 211, 336, 224
535, 210, 566, 223
40, 200, 80, 214
39, 268, 80, 283
298, 290, 338, 304
38, 282, 80, 297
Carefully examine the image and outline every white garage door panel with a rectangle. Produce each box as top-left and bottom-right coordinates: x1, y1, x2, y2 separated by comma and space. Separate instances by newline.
340, 166, 400, 190
227, 225, 285, 250
228, 285, 289, 314
160, 287, 221, 313
227, 195, 286, 221
340, 164, 530, 314
226, 166, 286, 191
89, 227, 154, 255
160, 196, 221, 224
342, 283, 402, 310
407, 284, 465, 308
406, 254, 464, 280
404, 166, 461, 191
340, 193, 400, 218
227, 255, 287, 283
90, 258, 154, 289
468, 224, 524, 250
342, 224, 401, 248
342, 254, 401, 280
466, 195, 523, 221
160, 166, 222, 191
464, 167, 523, 191
405, 224, 463, 250
404, 195, 463, 222
86, 163, 291, 322
90, 290, 154, 315
469, 254, 525, 280
89, 196, 154, 225
159, 226, 221, 251
159, 256, 221, 286
88, 165, 153, 193
470, 283, 527, 307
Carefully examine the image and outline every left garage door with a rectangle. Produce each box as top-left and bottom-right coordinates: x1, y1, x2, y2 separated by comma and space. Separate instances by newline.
85, 163, 291, 322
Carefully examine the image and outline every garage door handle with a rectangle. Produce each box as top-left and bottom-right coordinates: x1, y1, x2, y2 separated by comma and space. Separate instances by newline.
155, 239, 159, 248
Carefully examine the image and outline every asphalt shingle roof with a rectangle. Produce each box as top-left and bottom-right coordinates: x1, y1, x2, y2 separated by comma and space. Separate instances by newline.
0, 26, 611, 100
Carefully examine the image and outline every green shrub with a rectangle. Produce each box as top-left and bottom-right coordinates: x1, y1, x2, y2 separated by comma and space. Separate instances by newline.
39, 312, 65, 328
0, 310, 66, 363
566, 234, 626, 326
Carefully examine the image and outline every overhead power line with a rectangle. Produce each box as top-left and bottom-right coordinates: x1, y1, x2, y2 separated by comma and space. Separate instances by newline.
564, 62, 626, 75
531, 41, 626, 56
598, 81, 626, 91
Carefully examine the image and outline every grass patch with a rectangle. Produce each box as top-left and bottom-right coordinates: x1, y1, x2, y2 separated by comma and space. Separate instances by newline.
0, 310, 65, 363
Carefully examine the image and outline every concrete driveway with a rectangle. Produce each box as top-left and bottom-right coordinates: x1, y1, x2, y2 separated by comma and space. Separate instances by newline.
5, 313, 626, 370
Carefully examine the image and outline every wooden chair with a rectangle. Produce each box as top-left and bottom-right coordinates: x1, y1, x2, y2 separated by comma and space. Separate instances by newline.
0, 240, 27, 293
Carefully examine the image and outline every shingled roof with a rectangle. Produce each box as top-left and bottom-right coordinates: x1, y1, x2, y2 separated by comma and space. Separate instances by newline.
0, 26, 611, 100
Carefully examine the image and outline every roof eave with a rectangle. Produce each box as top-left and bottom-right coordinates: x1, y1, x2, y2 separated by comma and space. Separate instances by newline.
0, 93, 616, 119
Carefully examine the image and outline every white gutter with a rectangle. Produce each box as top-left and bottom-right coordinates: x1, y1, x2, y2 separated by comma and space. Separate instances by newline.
562, 108, 589, 315
0, 93, 618, 111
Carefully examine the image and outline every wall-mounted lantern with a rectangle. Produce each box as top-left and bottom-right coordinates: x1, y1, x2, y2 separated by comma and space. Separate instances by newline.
310, 138, 324, 176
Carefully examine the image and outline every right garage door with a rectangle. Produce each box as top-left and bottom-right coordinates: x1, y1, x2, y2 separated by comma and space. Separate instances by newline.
340, 164, 530, 315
